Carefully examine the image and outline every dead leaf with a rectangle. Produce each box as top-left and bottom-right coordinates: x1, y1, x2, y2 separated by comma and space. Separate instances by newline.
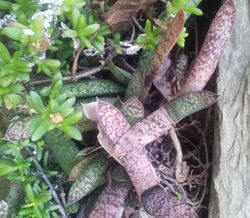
103, 0, 157, 32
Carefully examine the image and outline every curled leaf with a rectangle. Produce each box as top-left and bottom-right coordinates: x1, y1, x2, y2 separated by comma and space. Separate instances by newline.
178, 0, 236, 96
67, 153, 111, 205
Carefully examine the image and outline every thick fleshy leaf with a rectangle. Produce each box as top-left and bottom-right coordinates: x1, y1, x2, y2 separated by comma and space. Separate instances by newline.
68, 154, 97, 181
141, 186, 198, 218
67, 153, 111, 205
31, 120, 49, 141
119, 150, 160, 195
0, 42, 11, 63
166, 91, 219, 121
4, 121, 31, 141
107, 61, 132, 85
29, 91, 45, 113
178, 0, 236, 96
114, 107, 174, 154
88, 181, 132, 218
121, 97, 144, 125
97, 100, 130, 144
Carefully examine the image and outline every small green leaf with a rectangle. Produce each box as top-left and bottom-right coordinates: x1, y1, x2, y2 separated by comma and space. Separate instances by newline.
80, 36, 92, 48
0, 42, 11, 63
1, 27, 24, 41
32, 120, 49, 141
91, 40, 104, 51
82, 24, 100, 37
67, 126, 82, 140
64, 111, 83, 125
184, 5, 203, 16
63, 29, 78, 38
0, 158, 17, 176
30, 91, 45, 113
72, 8, 81, 30
60, 97, 76, 113
77, 15, 87, 32
49, 99, 60, 113
26, 183, 35, 202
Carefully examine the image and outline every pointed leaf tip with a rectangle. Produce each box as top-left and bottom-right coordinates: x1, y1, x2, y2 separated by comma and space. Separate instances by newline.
166, 91, 218, 121
178, 0, 236, 95
97, 100, 130, 144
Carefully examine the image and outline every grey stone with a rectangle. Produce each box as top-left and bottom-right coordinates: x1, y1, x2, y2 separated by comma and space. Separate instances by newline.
208, 0, 250, 217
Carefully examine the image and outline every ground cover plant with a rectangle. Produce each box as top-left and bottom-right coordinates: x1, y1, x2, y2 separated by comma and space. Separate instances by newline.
0, 0, 235, 217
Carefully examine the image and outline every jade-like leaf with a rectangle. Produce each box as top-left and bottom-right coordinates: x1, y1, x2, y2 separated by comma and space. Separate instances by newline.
166, 91, 219, 121
121, 97, 144, 125
31, 119, 49, 141
29, 91, 45, 113
178, 0, 236, 96
67, 153, 111, 205
0, 42, 11, 63
82, 24, 100, 37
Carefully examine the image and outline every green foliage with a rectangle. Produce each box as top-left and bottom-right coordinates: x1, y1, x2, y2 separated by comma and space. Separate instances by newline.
137, 0, 203, 50
166, 0, 203, 17
0, 42, 31, 109
137, 20, 161, 50
28, 75, 83, 141
0, 140, 60, 217
177, 27, 189, 47
62, 6, 111, 51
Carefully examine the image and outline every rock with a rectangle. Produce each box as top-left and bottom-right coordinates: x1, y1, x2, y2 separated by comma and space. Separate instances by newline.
209, 0, 250, 217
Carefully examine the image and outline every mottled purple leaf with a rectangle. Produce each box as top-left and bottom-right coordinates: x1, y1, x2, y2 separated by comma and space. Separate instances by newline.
98, 100, 130, 144
178, 0, 236, 96
142, 186, 198, 218
88, 181, 132, 218
4, 121, 31, 141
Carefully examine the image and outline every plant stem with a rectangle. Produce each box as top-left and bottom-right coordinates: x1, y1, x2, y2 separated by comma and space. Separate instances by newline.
25, 146, 68, 218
